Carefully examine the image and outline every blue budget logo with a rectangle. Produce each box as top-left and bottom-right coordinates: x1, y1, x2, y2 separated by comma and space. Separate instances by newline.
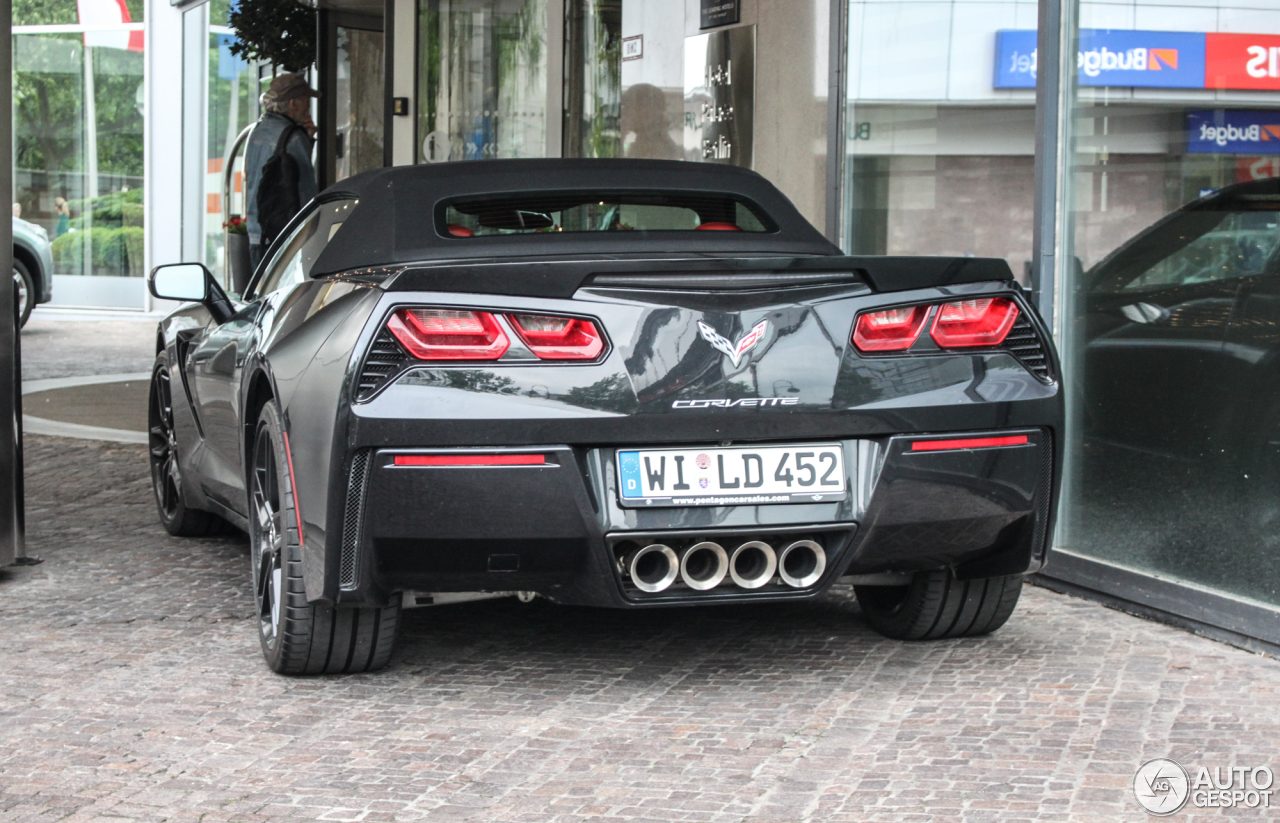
996, 29, 1207, 89
1188, 110, 1280, 155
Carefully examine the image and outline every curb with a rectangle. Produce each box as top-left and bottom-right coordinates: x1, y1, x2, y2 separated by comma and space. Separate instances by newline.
22, 372, 151, 445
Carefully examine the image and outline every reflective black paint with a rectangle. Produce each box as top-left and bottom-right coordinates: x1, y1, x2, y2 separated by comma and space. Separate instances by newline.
153, 161, 1062, 610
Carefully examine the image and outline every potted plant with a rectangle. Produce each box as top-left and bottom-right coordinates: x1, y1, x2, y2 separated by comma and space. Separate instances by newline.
225, 216, 251, 293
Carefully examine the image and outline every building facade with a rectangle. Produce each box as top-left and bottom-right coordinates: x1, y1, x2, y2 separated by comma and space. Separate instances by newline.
30, 0, 1278, 646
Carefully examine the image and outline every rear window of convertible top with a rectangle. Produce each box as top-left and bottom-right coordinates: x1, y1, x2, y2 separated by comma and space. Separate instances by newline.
440, 191, 775, 237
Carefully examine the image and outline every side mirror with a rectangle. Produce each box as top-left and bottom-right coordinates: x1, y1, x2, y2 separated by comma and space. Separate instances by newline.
148, 262, 235, 323
149, 263, 209, 302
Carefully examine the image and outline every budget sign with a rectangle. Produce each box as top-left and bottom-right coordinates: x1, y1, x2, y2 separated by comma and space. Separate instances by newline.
1206, 33, 1280, 91
1187, 110, 1280, 155
995, 29, 1207, 89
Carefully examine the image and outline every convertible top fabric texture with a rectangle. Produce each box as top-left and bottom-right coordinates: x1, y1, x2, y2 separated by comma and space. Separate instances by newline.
308, 159, 839, 276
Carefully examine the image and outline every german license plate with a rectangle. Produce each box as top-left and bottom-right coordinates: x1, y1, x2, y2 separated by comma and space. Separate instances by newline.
616, 444, 847, 507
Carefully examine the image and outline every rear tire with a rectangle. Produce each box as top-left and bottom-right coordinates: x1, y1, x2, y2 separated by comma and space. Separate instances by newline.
250, 400, 399, 674
855, 569, 1022, 640
13, 259, 34, 328
149, 356, 225, 536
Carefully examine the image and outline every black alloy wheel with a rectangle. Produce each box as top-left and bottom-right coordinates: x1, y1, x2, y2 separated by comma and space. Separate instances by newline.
855, 569, 1023, 640
248, 400, 400, 675
251, 420, 286, 654
13, 260, 33, 328
148, 356, 223, 536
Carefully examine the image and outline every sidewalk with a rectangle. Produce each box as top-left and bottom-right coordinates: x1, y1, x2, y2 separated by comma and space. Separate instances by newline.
3, 310, 1278, 822
1, 433, 1278, 822
21, 311, 159, 381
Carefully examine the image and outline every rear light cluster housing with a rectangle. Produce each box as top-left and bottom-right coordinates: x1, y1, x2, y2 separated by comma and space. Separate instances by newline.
853, 297, 1020, 352
387, 307, 605, 362
851, 296, 1052, 381
356, 307, 608, 402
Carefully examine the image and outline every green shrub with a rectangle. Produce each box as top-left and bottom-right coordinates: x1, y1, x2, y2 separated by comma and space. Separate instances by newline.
67, 188, 145, 231
51, 225, 146, 276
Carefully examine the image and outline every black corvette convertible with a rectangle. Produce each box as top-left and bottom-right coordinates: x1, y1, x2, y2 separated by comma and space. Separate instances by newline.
147, 159, 1062, 674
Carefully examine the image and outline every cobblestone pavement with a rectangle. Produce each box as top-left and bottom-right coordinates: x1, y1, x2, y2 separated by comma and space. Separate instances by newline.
1, 436, 1278, 822
21, 317, 157, 380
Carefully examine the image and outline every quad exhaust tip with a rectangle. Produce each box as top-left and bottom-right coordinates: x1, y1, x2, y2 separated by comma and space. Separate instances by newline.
680, 541, 729, 591
729, 540, 778, 589
627, 543, 679, 593
625, 538, 825, 593
778, 540, 826, 588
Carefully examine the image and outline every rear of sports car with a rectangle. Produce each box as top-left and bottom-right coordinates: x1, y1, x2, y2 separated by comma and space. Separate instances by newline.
325, 258, 1060, 641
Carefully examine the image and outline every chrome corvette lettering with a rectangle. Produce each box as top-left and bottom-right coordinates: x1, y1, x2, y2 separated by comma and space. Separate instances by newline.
671, 398, 800, 409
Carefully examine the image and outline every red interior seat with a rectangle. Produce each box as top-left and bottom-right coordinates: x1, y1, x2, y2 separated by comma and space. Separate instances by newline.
446, 224, 474, 237
696, 222, 742, 231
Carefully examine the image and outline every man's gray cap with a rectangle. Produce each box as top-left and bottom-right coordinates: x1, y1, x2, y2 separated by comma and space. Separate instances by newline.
268, 73, 320, 103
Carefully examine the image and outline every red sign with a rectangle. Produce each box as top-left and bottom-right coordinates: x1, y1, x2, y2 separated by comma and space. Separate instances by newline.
1206, 33, 1280, 90
1236, 156, 1280, 182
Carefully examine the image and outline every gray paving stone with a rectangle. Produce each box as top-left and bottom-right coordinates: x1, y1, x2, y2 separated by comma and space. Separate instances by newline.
1, 435, 1279, 821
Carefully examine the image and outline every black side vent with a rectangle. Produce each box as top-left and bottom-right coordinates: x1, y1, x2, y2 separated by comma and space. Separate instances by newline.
1003, 315, 1053, 382
357, 330, 409, 401
338, 449, 372, 591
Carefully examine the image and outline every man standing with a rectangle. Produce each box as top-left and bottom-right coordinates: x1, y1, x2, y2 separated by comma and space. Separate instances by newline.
245, 73, 319, 269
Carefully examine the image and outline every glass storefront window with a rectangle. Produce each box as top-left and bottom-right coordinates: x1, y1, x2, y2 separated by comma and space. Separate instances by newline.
1059, 10, 1280, 607
618, 0, 683, 162
14, 0, 146, 302
334, 25, 385, 181
843, 1, 1038, 282
563, 0, 621, 158
204, 0, 255, 276
417, 0, 549, 163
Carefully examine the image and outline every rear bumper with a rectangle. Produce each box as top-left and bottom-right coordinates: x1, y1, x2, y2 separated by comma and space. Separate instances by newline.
333, 427, 1055, 608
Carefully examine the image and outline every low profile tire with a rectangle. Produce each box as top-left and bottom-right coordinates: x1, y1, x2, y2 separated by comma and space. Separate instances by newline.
250, 400, 399, 675
13, 259, 34, 328
149, 357, 225, 536
855, 569, 1023, 640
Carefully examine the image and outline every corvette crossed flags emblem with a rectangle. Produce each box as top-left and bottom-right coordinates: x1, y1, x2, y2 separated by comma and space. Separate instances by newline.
698, 319, 770, 368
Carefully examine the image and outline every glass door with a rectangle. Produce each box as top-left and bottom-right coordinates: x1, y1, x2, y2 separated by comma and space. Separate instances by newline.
335, 24, 385, 182
416, 0, 550, 163
321, 12, 385, 186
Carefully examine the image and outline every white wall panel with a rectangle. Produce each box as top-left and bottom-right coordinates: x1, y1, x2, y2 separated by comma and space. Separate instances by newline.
1133, 4, 1217, 29
391, 0, 416, 165
856, 2, 953, 100
1078, 2, 1136, 29
947, 3, 1019, 100
1217, 7, 1280, 33
621, 0, 685, 91
145, 0, 184, 308
1013, 2, 1039, 28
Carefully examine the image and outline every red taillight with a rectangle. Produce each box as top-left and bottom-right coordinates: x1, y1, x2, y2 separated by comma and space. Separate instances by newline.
852, 305, 929, 352
930, 298, 1019, 348
911, 435, 1029, 452
387, 308, 509, 360
508, 313, 604, 360
394, 454, 546, 466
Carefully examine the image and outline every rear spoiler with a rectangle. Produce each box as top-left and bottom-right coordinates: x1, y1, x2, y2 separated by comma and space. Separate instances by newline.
382, 254, 1014, 299
844, 255, 1013, 292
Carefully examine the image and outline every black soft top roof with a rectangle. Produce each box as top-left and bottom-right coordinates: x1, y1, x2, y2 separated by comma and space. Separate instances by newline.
310, 159, 839, 275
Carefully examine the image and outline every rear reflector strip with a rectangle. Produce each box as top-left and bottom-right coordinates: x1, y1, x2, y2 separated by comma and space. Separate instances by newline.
394, 454, 546, 467
911, 435, 1029, 452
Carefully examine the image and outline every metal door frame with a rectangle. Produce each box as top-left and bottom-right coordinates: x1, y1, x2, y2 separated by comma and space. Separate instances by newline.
317, 9, 386, 190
